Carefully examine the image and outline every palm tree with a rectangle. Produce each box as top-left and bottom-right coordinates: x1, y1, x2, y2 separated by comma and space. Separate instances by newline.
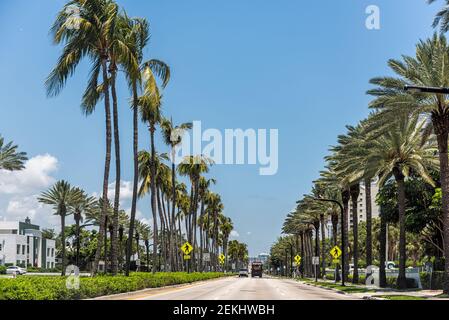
68, 188, 96, 267
138, 150, 170, 272
0, 136, 27, 171
136, 62, 170, 274
196, 177, 216, 271
219, 215, 233, 271
135, 220, 151, 271
161, 118, 192, 270
46, 0, 119, 276
178, 155, 214, 270
429, 0, 449, 32
38, 181, 80, 275
367, 34, 449, 291
361, 115, 438, 288
203, 192, 223, 270
121, 14, 170, 276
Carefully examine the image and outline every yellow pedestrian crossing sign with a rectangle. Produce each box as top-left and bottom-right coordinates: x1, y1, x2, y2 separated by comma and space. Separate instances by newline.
181, 242, 193, 255
330, 246, 342, 259
294, 255, 301, 264
219, 254, 226, 264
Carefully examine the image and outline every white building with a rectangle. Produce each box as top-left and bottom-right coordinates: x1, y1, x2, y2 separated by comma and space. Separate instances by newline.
349, 180, 380, 227
0, 218, 56, 268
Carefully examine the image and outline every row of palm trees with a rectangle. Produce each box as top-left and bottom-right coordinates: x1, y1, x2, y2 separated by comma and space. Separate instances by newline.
44, 0, 239, 275
281, 2, 449, 292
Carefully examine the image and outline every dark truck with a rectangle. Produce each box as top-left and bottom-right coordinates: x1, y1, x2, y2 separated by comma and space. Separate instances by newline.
251, 262, 263, 278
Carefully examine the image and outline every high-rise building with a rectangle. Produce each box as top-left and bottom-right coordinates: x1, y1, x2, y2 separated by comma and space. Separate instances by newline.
348, 180, 380, 227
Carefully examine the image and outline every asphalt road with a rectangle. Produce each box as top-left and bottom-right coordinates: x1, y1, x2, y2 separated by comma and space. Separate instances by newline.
121, 276, 358, 300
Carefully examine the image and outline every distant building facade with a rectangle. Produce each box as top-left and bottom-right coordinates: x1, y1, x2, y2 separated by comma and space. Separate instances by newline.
348, 180, 380, 227
0, 218, 56, 268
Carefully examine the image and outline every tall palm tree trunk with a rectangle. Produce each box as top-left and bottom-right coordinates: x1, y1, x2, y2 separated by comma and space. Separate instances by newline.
365, 178, 373, 267
150, 124, 159, 273
379, 207, 387, 288
393, 168, 407, 289
126, 81, 139, 276
434, 123, 449, 294
75, 213, 81, 267
299, 232, 304, 276
171, 157, 177, 271
199, 200, 205, 271
341, 189, 350, 282
320, 214, 326, 279
350, 184, 360, 284
93, 59, 112, 276
157, 187, 167, 270
110, 68, 120, 275
60, 213, 66, 276
314, 224, 320, 278
104, 215, 108, 272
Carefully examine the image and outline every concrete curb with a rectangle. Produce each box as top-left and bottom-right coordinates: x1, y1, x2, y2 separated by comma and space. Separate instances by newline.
89, 276, 235, 300
298, 281, 348, 296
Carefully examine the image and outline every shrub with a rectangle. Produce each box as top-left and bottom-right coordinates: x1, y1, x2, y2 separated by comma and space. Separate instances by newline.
0, 272, 229, 300
420, 272, 446, 290
0, 266, 6, 275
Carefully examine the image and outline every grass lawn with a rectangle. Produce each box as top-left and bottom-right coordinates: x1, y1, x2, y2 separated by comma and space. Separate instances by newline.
300, 278, 376, 294
374, 295, 427, 300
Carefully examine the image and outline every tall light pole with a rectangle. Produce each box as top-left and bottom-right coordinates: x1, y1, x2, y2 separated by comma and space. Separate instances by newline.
404, 85, 449, 94
314, 198, 346, 287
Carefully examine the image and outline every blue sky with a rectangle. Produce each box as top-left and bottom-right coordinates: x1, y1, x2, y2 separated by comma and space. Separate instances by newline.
0, 0, 439, 255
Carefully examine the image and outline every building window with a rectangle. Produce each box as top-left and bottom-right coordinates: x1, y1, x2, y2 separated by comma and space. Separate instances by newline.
0, 243, 2, 251
17, 244, 20, 255
22, 245, 25, 255
47, 248, 50, 256
51, 248, 54, 257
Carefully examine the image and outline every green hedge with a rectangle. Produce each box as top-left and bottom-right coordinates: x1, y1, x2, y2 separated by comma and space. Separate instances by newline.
0, 272, 228, 300
0, 266, 6, 275
25, 267, 61, 273
420, 272, 446, 290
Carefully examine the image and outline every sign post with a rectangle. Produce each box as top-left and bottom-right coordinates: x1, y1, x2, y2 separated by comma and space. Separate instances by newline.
330, 246, 342, 283
181, 242, 193, 273
312, 256, 320, 282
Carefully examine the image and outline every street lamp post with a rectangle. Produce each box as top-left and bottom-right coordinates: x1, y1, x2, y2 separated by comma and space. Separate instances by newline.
404, 85, 449, 94
314, 198, 346, 287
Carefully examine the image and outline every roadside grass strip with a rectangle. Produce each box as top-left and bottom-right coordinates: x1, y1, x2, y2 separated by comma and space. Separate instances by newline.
300, 278, 376, 294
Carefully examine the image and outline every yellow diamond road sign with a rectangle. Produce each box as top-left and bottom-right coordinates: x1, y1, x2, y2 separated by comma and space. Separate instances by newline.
294, 255, 301, 264
330, 246, 342, 259
181, 242, 193, 255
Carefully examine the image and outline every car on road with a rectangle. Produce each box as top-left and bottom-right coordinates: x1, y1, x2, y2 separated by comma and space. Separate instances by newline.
6, 266, 27, 275
238, 268, 249, 277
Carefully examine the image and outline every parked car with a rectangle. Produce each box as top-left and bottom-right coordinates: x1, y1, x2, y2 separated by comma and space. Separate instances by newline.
386, 261, 396, 270
238, 268, 249, 277
6, 266, 27, 275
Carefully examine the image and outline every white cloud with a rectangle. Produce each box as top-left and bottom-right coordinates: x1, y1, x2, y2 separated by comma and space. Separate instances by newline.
0, 154, 60, 229
0, 154, 58, 194
230, 230, 239, 238
108, 180, 134, 203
